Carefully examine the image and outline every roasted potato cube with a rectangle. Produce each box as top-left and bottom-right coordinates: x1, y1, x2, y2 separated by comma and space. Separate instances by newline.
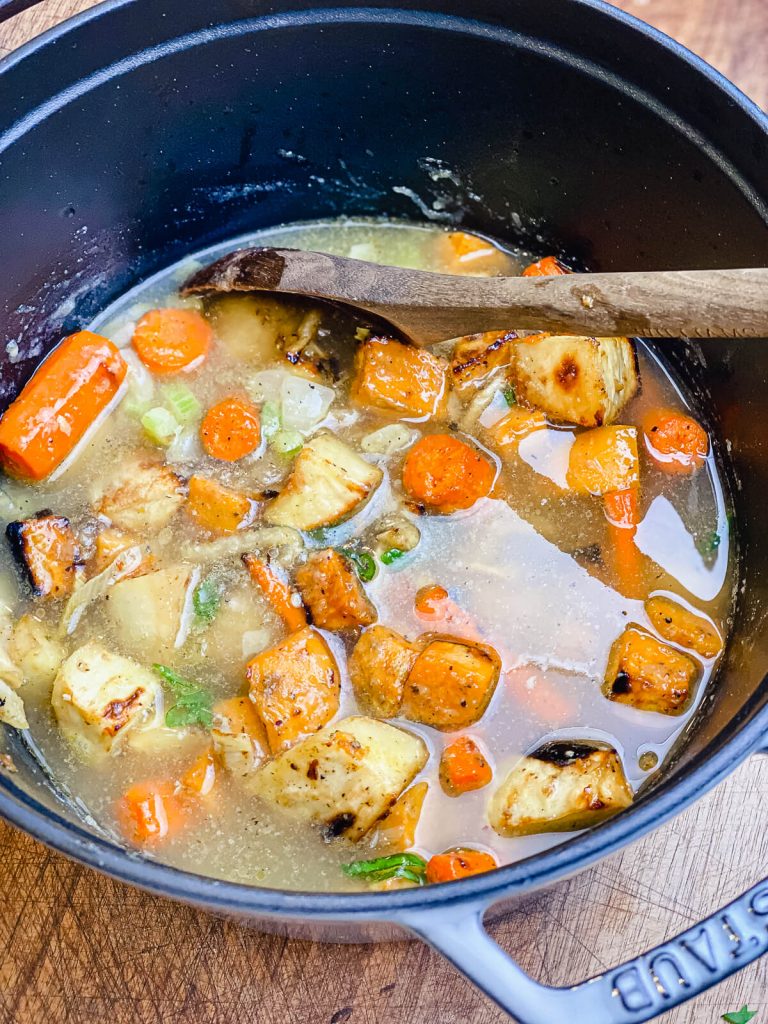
352, 337, 448, 419
98, 459, 185, 533
509, 334, 638, 427
401, 636, 501, 731
187, 475, 254, 534
488, 741, 633, 836
0, 681, 27, 729
212, 696, 269, 779
246, 625, 340, 752
103, 565, 199, 660
604, 625, 700, 714
6, 513, 80, 598
206, 294, 306, 364
295, 549, 377, 631
51, 642, 161, 758
250, 715, 428, 841
348, 625, 418, 718
265, 434, 382, 531
9, 613, 65, 691
450, 331, 517, 391
368, 780, 428, 851
645, 596, 722, 659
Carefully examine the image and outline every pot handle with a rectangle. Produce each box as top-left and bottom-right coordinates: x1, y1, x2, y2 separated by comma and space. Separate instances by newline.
406, 876, 768, 1023
0, 0, 45, 23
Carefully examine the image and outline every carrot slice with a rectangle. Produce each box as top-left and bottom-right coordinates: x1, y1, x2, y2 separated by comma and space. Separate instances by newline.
187, 475, 254, 533
521, 255, 570, 277
0, 330, 127, 481
604, 487, 643, 597
505, 667, 574, 724
426, 848, 498, 883
439, 736, 493, 796
132, 308, 211, 375
641, 407, 709, 475
118, 780, 186, 844
402, 434, 495, 513
567, 425, 639, 495
243, 554, 307, 631
414, 584, 484, 642
200, 395, 261, 461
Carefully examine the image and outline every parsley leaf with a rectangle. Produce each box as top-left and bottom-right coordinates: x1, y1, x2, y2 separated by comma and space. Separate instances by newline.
192, 576, 222, 625
722, 1008, 757, 1024
342, 853, 427, 885
153, 664, 213, 729
503, 385, 517, 407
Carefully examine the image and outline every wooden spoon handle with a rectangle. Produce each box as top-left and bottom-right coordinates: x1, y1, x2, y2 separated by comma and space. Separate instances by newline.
184, 249, 768, 344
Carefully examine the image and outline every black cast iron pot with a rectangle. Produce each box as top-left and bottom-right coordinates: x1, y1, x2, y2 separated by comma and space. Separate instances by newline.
0, 0, 767, 1020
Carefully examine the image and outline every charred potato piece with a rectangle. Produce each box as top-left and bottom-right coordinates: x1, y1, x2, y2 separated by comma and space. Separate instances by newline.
509, 334, 638, 427
401, 636, 501, 731
7, 513, 80, 599
51, 642, 161, 759
604, 625, 700, 714
211, 696, 269, 779
246, 625, 340, 753
265, 434, 382, 531
103, 565, 199, 660
249, 715, 428, 841
352, 337, 448, 419
645, 596, 722, 660
450, 330, 518, 392
489, 741, 633, 836
368, 780, 429, 852
98, 459, 185, 534
295, 549, 377, 631
348, 625, 419, 718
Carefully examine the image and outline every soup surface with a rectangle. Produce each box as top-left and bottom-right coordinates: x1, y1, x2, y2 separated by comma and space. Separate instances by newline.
0, 220, 733, 892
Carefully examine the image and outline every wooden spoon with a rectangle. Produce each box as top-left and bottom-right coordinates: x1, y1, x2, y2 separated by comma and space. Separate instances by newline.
183, 248, 768, 345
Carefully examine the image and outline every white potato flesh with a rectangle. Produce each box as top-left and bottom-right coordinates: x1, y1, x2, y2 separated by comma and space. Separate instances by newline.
103, 565, 199, 659
98, 459, 185, 534
9, 613, 65, 692
250, 716, 428, 840
488, 743, 633, 837
51, 642, 161, 759
0, 681, 27, 729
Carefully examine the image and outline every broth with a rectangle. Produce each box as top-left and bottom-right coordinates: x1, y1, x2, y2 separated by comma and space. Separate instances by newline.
0, 219, 733, 891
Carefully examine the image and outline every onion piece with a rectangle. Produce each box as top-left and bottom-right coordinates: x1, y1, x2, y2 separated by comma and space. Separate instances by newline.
361, 423, 418, 455
60, 545, 144, 636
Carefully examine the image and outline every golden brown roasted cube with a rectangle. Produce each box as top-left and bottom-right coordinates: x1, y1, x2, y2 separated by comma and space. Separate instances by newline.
644, 596, 722, 660
7, 513, 80, 598
295, 549, 377, 631
401, 636, 501, 731
450, 331, 518, 391
604, 625, 700, 714
352, 337, 448, 419
348, 625, 419, 718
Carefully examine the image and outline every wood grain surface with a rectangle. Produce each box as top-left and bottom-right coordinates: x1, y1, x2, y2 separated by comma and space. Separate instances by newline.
1, 2, 767, 1023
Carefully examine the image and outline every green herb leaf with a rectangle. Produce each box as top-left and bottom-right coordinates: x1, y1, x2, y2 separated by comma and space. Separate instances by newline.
502, 385, 517, 407
343, 549, 377, 582
342, 852, 427, 884
722, 1008, 757, 1024
696, 529, 721, 559
193, 576, 222, 625
153, 664, 213, 730
381, 548, 405, 566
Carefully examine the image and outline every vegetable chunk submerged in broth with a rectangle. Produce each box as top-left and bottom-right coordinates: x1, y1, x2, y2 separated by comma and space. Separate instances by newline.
0, 219, 733, 891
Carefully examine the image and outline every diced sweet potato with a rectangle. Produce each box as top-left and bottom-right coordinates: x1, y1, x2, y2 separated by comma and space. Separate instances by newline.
352, 337, 448, 419
98, 459, 185, 534
246, 625, 340, 752
603, 626, 700, 714
212, 696, 269, 779
401, 636, 501, 731
348, 625, 419, 718
295, 549, 377, 631
488, 741, 633, 836
450, 331, 518, 391
91, 527, 151, 578
6, 513, 80, 598
487, 405, 547, 452
567, 425, 639, 495
439, 736, 492, 796
187, 475, 254, 533
645, 595, 722, 659
425, 848, 498, 882
368, 780, 428, 851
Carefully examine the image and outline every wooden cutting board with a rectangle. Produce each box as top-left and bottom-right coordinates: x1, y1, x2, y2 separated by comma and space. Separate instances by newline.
0, 3, 767, 1022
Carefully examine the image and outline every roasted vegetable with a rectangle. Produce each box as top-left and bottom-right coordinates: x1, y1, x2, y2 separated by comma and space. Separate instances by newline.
567, 425, 639, 495
369, 514, 421, 557
368, 781, 428, 851
242, 554, 307, 631
51, 643, 161, 758
211, 696, 269, 779
604, 626, 701, 714
203, 294, 315, 365
509, 334, 638, 428
9, 614, 65, 691
352, 336, 448, 419
104, 565, 199, 660
0, 681, 28, 730
6, 513, 80, 598
348, 625, 419, 718
521, 255, 571, 277
402, 434, 495, 513
450, 331, 517, 392
439, 736, 493, 796
645, 595, 722, 659
265, 433, 382, 531
488, 741, 633, 836
91, 527, 150, 577
249, 716, 428, 841
246, 625, 340, 752
187, 475, 255, 533
401, 636, 501, 731
425, 848, 498, 883
180, 748, 217, 798
641, 407, 709, 475
487, 405, 547, 452
98, 459, 185, 534
295, 549, 377, 631
0, 330, 127, 481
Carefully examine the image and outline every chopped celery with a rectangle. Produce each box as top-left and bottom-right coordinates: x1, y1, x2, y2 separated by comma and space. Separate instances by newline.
270, 429, 303, 457
161, 381, 201, 423
141, 407, 179, 447
261, 400, 281, 441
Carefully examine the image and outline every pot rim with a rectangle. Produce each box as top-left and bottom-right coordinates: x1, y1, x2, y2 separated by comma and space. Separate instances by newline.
0, 0, 766, 919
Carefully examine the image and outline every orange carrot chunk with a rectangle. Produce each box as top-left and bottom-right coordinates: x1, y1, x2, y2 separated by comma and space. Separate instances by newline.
413, 584, 484, 641
243, 554, 307, 631
187, 475, 254, 533
0, 330, 127, 481
402, 434, 495, 513
200, 395, 261, 461
521, 255, 571, 278
180, 748, 217, 798
119, 780, 186, 844
603, 487, 643, 597
439, 736, 493, 796
641, 407, 709, 475
131, 308, 211, 375
567, 425, 639, 495
426, 848, 498, 884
